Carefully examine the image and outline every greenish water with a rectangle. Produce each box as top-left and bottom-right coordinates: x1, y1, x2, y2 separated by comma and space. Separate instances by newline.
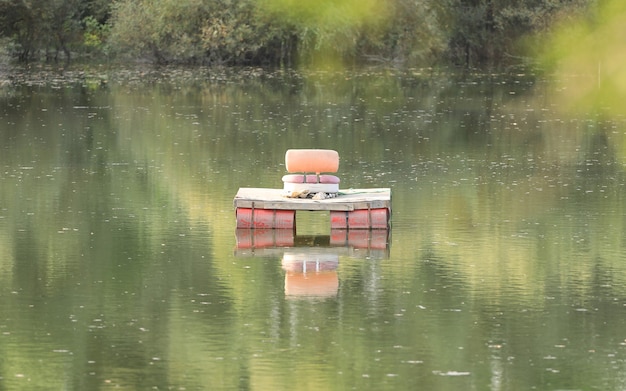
1, 67, 626, 390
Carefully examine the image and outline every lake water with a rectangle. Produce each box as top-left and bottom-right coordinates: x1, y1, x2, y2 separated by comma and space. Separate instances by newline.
1, 66, 626, 390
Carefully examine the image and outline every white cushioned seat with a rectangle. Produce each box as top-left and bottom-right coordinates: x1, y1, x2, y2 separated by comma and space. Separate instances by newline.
283, 149, 340, 194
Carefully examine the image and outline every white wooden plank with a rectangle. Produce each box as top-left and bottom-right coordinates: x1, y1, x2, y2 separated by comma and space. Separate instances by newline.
233, 187, 391, 212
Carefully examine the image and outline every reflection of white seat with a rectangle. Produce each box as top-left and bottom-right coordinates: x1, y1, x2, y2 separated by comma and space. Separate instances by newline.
282, 250, 339, 298
284, 271, 339, 298
282, 149, 340, 193
281, 252, 339, 272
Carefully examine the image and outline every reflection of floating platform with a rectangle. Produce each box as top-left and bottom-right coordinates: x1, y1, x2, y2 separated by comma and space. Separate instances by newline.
234, 230, 390, 299
233, 188, 391, 229
234, 229, 390, 260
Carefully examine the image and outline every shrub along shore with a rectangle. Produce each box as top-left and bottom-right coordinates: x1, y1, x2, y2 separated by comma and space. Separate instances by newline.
0, 0, 592, 68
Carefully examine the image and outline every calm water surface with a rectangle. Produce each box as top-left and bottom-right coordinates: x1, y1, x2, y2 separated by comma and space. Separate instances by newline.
1, 67, 626, 390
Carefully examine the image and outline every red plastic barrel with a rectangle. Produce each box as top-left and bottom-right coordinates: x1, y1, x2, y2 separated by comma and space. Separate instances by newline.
236, 208, 295, 229
330, 211, 348, 229
330, 208, 389, 229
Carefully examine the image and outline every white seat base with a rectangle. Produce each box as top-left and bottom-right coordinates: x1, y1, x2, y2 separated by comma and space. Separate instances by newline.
283, 182, 339, 194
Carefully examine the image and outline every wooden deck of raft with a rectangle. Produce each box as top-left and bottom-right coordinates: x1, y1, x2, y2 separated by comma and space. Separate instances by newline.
234, 188, 391, 230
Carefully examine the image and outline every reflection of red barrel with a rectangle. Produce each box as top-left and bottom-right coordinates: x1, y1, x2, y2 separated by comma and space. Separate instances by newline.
284, 272, 339, 298
330, 208, 389, 229
235, 229, 295, 248
330, 229, 389, 249
367, 230, 389, 249
236, 208, 295, 229
348, 230, 387, 249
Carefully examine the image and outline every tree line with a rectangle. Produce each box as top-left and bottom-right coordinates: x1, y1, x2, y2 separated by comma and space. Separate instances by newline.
0, 0, 590, 68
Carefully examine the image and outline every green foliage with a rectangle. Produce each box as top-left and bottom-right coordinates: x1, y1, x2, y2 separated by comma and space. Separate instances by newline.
83, 15, 109, 52
0, 0, 595, 67
444, 0, 590, 67
199, 0, 289, 65
256, 0, 392, 67
0, 0, 112, 62
356, 0, 449, 65
108, 0, 279, 65
535, 0, 626, 115
108, 0, 197, 63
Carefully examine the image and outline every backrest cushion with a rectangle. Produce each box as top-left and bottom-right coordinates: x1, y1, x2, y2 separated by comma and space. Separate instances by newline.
285, 149, 339, 173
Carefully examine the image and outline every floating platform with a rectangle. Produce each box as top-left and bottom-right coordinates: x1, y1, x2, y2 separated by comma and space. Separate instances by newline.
233, 188, 391, 230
